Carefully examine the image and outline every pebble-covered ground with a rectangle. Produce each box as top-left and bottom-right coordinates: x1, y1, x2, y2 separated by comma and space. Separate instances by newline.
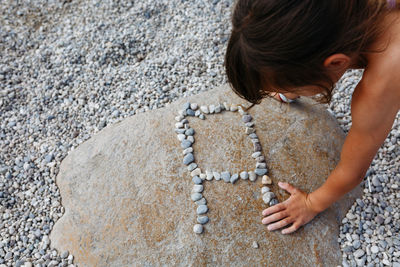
0, 1, 399, 266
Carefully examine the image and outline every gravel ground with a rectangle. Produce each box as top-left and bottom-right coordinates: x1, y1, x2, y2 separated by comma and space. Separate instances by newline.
0, 1, 399, 266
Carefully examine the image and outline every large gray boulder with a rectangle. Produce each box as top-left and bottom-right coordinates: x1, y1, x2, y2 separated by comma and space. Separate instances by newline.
49, 84, 361, 266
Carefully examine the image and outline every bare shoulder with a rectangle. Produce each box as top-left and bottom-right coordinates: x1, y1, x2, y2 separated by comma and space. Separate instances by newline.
361, 9, 400, 109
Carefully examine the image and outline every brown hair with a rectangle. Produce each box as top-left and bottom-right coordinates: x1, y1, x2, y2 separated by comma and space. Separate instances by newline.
225, 0, 394, 104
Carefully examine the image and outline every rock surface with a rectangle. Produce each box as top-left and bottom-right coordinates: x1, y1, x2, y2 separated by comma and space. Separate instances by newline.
50, 84, 361, 266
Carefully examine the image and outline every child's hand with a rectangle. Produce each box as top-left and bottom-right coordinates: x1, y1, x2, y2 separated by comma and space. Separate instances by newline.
261, 182, 319, 234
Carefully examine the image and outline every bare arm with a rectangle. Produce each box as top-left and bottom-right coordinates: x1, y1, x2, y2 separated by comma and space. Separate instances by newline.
308, 80, 399, 213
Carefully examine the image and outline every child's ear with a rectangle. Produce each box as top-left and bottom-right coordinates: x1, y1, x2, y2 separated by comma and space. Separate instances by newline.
323, 53, 351, 71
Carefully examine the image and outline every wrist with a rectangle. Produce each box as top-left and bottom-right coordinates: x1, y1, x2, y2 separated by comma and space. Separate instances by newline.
307, 191, 329, 213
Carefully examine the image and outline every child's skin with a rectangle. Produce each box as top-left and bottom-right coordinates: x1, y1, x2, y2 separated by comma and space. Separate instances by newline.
261, 9, 400, 234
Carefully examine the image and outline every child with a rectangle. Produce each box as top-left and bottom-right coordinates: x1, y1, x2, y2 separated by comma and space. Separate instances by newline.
225, 0, 400, 234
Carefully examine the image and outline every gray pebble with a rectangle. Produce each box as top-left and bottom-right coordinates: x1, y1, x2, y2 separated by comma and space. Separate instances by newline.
181, 140, 192, 149
252, 152, 261, 158
177, 134, 186, 141
256, 156, 265, 162
193, 224, 203, 234
253, 142, 262, 152
183, 102, 191, 110
256, 162, 267, 169
183, 147, 193, 155
186, 109, 195, 116
197, 216, 209, 224
242, 115, 252, 123
255, 168, 268, 176
371, 245, 379, 254
209, 104, 215, 113
240, 171, 249, 179
261, 186, 270, 194
230, 173, 239, 184
193, 184, 204, 193
249, 171, 256, 182
192, 176, 202, 184
249, 133, 258, 139
354, 248, 365, 258
175, 128, 185, 134
187, 136, 194, 143
185, 128, 195, 136
195, 110, 201, 116
187, 162, 197, 171
269, 199, 279, 206
195, 197, 207, 205
262, 192, 275, 204
197, 205, 208, 215
206, 171, 213, 181
190, 103, 198, 110
221, 171, 230, 183
215, 105, 221, 113
191, 193, 202, 202
199, 114, 205, 120
183, 153, 194, 165
245, 122, 255, 128
245, 127, 255, 134
213, 172, 221, 181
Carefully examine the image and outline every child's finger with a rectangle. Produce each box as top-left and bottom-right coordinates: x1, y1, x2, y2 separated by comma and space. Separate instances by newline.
267, 217, 294, 231
281, 223, 300, 234
262, 202, 285, 216
278, 182, 297, 195
261, 211, 288, 225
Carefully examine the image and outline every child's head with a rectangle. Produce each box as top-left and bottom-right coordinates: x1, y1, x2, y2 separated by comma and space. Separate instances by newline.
225, 0, 391, 104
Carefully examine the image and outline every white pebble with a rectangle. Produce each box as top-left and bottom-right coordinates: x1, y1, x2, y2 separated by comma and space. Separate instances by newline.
206, 171, 213, 181
262, 175, 272, 185
213, 172, 221, 181
193, 224, 203, 234
200, 105, 209, 114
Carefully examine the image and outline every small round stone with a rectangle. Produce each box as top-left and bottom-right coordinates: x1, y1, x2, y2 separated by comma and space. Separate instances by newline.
261, 186, 270, 194
269, 198, 279, 206
245, 127, 255, 134
200, 173, 206, 180
253, 142, 262, 152
192, 176, 203, 184
197, 205, 208, 215
252, 152, 261, 158
181, 140, 192, 149
183, 102, 191, 110
193, 184, 204, 193
183, 147, 193, 155
252, 241, 259, 249
193, 224, 203, 234
190, 103, 198, 110
187, 162, 197, 171
255, 168, 268, 176
262, 192, 275, 204
197, 216, 209, 224
206, 171, 213, 181
256, 162, 267, 169
191, 193, 203, 202
185, 128, 195, 136
221, 171, 230, 183
249, 132, 257, 138
215, 105, 221, 113
223, 102, 230, 110
371, 245, 379, 254
242, 115, 252, 123
262, 175, 272, 185
195, 197, 207, 205
249, 171, 256, 182
230, 173, 239, 184
200, 105, 209, 114
191, 168, 202, 177
199, 114, 205, 120
230, 104, 238, 111
186, 109, 195, 116
213, 172, 221, 181
195, 110, 201, 116
240, 171, 249, 179
256, 156, 265, 162
187, 136, 195, 143
209, 104, 215, 113
177, 134, 186, 141
183, 153, 194, 165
